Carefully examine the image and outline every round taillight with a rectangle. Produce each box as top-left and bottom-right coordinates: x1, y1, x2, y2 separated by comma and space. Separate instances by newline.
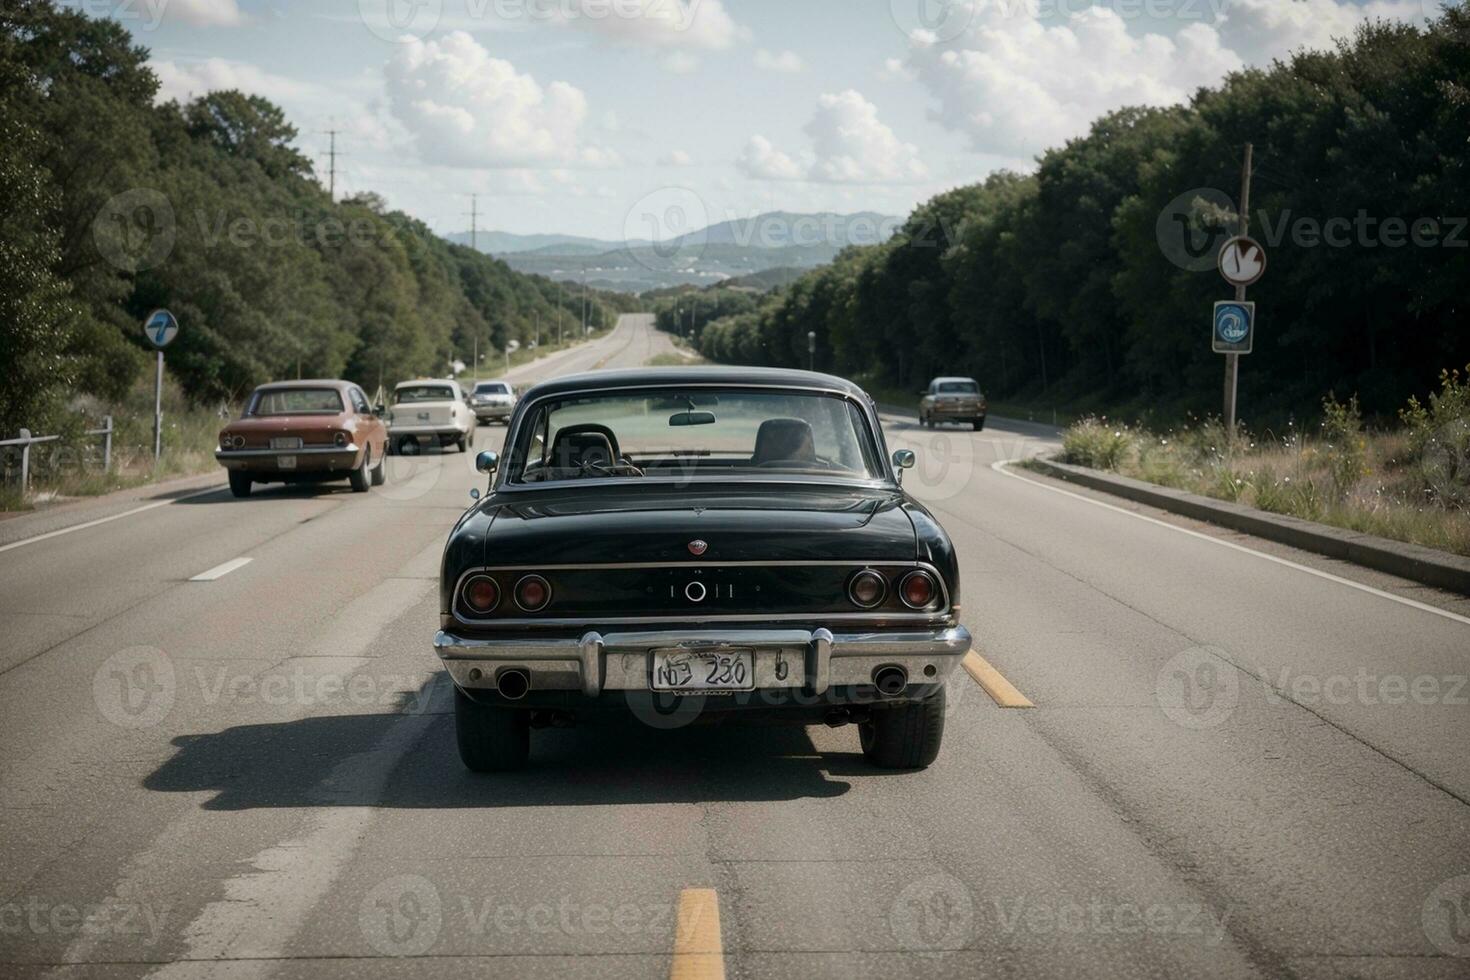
219, 432, 232, 450
848, 570, 887, 608
461, 575, 500, 614
899, 570, 939, 610
515, 574, 551, 612
334, 431, 348, 447
232, 435, 246, 448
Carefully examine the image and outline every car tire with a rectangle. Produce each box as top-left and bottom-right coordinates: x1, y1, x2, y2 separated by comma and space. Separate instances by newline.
370, 448, 386, 486
455, 687, 530, 772
455, 434, 467, 453
349, 451, 371, 493
860, 687, 946, 769
973, 418, 985, 431
398, 436, 419, 456
228, 470, 252, 498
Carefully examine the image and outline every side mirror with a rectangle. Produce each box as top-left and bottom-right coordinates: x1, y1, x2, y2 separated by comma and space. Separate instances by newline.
374, 403, 385, 416
892, 449, 916, 480
475, 450, 499, 475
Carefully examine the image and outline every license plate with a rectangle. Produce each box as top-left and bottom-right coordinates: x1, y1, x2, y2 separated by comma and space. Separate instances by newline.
270, 437, 302, 450
651, 649, 754, 692
277, 455, 297, 470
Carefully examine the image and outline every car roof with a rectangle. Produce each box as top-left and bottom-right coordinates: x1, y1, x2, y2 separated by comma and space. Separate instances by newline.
520, 366, 871, 401
253, 379, 353, 391
394, 378, 459, 388
931, 376, 978, 384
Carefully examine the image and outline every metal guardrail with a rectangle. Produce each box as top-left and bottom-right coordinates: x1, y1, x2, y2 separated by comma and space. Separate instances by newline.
0, 416, 113, 493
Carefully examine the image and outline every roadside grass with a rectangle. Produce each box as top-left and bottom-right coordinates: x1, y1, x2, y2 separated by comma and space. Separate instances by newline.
1046, 371, 1470, 557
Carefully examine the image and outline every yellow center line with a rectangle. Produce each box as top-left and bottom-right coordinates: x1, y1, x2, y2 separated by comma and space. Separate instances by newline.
671, 887, 725, 980
963, 650, 1035, 708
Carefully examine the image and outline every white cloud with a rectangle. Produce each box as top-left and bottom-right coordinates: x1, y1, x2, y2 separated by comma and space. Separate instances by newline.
903, 0, 1431, 159
737, 90, 927, 184
736, 134, 804, 180
551, 0, 746, 49
661, 51, 700, 73
905, 6, 1240, 157
878, 57, 915, 82
384, 32, 605, 168
159, 0, 247, 28
661, 149, 694, 166
1214, 0, 1429, 65
754, 48, 805, 72
150, 57, 318, 105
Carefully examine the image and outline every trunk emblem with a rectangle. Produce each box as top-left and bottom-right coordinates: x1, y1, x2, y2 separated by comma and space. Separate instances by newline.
688, 539, 708, 556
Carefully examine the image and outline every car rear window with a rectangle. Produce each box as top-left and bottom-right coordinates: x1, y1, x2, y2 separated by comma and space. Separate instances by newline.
937, 381, 979, 394
395, 384, 456, 404
248, 388, 343, 415
475, 383, 510, 395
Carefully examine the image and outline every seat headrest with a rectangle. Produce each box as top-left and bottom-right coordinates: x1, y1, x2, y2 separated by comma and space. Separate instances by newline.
752, 418, 816, 465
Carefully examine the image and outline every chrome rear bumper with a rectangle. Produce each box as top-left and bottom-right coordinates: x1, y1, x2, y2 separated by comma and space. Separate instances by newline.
433, 626, 971, 696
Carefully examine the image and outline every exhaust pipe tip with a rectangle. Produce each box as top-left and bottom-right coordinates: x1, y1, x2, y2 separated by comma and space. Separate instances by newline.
495, 668, 530, 701
872, 665, 908, 698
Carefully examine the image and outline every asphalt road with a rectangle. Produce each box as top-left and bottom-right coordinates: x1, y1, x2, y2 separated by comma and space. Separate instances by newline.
2, 313, 1467, 979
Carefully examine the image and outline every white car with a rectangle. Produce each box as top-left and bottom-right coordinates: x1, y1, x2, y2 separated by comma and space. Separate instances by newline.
468, 380, 517, 424
386, 379, 476, 454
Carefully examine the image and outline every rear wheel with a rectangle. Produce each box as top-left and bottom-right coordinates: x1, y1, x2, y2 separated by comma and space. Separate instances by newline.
455, 687, 530, 772
397, 436, 420, 456
860, 687, 946, 769
349, 450, 371, 492
370, 448, 386, 485
227, 470, 251, 498
973, 418, 985, 431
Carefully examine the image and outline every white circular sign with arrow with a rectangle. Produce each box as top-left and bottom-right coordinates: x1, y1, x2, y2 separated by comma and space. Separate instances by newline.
1217, 236, 1266, 287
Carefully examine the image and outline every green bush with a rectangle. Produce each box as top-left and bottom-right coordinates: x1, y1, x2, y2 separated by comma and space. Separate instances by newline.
1320, 393, 1366, 501
1400, 366, 1470, 509
1062, 419, 1134, 470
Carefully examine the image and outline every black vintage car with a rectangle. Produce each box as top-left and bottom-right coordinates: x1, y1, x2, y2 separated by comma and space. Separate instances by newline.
433, 367, 973, 771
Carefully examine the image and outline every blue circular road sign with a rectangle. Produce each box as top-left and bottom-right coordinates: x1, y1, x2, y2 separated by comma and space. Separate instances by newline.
143, 309, 179, 349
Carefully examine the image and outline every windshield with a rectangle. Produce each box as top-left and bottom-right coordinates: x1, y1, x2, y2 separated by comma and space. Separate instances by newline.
394, 384, 456, 404
937, 381, 979, 395
508, 388, 882, 483
247, 388, 342, 416
475, 383, 510, 395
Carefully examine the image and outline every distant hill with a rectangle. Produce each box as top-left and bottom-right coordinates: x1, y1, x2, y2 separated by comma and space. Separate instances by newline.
455, 211, 901, 293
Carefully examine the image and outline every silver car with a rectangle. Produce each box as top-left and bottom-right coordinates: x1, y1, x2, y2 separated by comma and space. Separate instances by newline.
469, 380, 517, 424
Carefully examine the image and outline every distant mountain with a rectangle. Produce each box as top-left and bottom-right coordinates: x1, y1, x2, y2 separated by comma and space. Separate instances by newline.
455, 211, 901, 293
444, 231, 630, 255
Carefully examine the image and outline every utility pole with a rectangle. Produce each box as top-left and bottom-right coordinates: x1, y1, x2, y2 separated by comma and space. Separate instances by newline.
1224, 142, 1253, 435
466, 194, 479, 252
557, 281, 564, 345
324, 130, 339, 201
580, 274, 588, 335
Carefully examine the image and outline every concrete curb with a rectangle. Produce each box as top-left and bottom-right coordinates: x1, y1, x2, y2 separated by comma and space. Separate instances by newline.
1025, 456, 1470, 597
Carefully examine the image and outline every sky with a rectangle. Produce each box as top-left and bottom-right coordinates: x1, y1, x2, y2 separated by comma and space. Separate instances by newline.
85, 0, 1441, 241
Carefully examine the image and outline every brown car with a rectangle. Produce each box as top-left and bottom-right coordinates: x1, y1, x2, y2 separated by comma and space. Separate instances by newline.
215, 380, 389, 498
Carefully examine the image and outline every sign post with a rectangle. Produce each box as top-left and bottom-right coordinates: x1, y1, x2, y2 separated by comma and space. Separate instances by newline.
142, 309, 180, 461
1217, 143, 1258, 433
